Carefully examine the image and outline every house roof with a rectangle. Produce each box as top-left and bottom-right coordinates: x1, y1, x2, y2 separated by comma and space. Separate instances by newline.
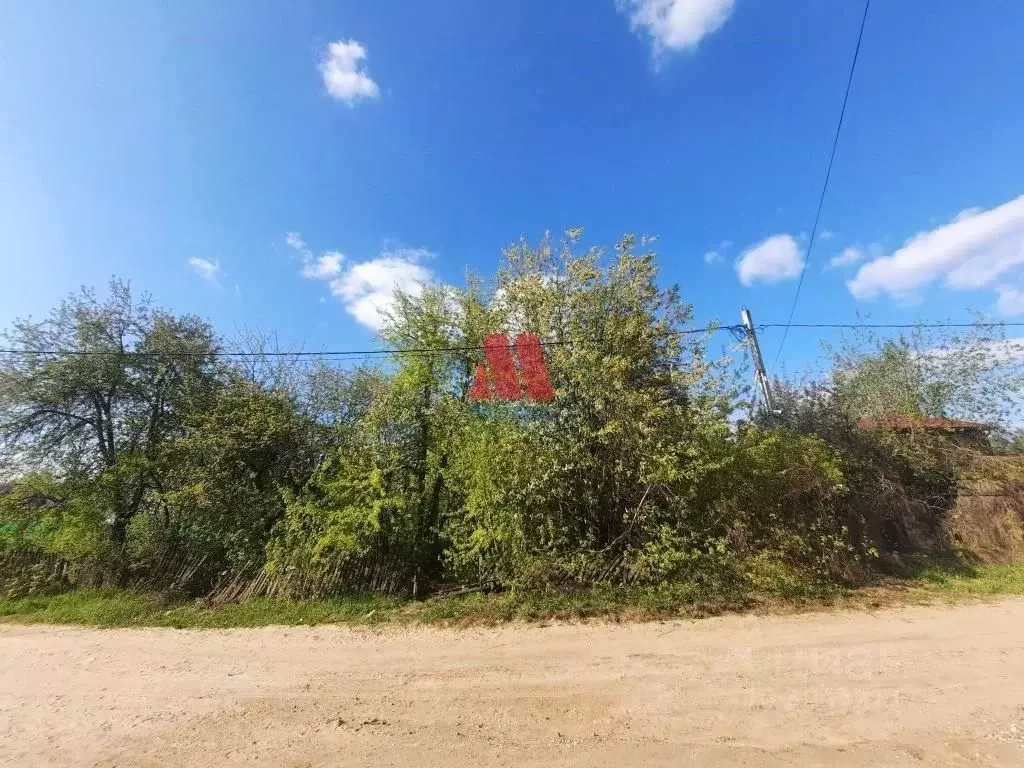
856, 415, 990, 431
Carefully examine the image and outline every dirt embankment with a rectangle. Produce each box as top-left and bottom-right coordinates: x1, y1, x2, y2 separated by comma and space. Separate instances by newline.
2, 599, 1024, 767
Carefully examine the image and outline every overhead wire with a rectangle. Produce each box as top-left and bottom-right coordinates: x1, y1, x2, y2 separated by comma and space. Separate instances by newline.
1, 320, 1023, 360
771, 0, 873, 369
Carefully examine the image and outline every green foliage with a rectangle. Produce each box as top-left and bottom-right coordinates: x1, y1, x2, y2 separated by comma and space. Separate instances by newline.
152, 380, 315, 569
721, 426, 851, 568
267, 449, 408, 572
828, 322, 1024, 426
0, 278, 222, 544
436, 233, 741, 590
8, 564, 1024, 627
2, 235, 1021, 606
0, 472, 111, 559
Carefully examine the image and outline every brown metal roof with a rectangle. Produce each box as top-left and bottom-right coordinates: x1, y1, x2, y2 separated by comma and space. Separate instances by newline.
856, 415, 989, 431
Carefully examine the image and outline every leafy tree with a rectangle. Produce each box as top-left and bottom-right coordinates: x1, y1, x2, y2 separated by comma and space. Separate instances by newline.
0, 472, 109, 559
828, 323, 1024, 426
148, 380, 317, 569
0, 279, 221, 542
268, 285, 465, 595
6, 242, 1022, 601
440, 232, 738, 587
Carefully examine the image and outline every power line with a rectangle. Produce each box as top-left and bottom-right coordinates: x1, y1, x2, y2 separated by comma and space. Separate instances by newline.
760, 322, 1024, 331
0, 337, 627, 360
771, 0, 872, 369
1, 320, 1023, 360
0, 332, 718, 360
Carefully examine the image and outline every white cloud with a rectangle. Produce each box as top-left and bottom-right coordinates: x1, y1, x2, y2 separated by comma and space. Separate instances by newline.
300, 251, 344, 280
827, 246, 864, 270
952, 207, 982, 223
704, 249, 721, 264
290, 233, 435, 330
735, 234, 803, 286
618, 0, 735, 59
319, 40, 380, 105
287, 231, 344, 279
927, 336, 1024, 365
331, 255, 433, 329
188, 257, 221, 283
982, 337, 1024, 363
377, 243, 436, 264
996, 285, 1024, 317
819, 229, 836, 241
847, 194, 1024, 303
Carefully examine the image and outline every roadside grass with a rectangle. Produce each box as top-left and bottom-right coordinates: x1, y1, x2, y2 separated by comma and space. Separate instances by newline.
2, 564, 1022, 629
0, 590, 171, 627
913, 562, 1024, 595
0, 590, 405, 628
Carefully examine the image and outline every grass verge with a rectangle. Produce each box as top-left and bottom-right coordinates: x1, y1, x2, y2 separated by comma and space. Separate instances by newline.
1, 563, 1022, 630
913, 561, 1024, 595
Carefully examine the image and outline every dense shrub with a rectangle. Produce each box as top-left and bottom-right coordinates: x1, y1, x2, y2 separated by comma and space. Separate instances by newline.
2, 235, 1022, 600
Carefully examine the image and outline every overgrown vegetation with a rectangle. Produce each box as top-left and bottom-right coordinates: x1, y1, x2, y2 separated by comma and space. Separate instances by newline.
2, 231, 1023, 618
3, 563, 1023, 628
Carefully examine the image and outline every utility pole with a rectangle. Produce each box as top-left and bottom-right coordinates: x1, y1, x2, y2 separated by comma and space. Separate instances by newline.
741, 308, 777, 415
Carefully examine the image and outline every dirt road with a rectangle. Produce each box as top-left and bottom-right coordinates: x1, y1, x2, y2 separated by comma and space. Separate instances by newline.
3, 600, 1024, 767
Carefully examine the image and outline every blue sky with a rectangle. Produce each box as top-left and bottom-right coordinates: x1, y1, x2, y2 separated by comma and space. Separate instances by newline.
2, 0, 1024, 372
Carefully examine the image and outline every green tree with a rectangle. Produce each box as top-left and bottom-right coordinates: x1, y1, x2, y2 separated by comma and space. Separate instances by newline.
268, 285, 466, 595
149, 379, 316, 570
829, 323, 1024, 426
441, 232, 737, 587
0, 279, 221, 543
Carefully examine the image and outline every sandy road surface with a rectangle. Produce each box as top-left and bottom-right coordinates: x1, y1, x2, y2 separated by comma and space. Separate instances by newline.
2, 600, 1024, 767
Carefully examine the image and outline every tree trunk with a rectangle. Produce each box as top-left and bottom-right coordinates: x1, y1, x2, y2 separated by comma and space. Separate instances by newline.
110, 477, 146, 546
